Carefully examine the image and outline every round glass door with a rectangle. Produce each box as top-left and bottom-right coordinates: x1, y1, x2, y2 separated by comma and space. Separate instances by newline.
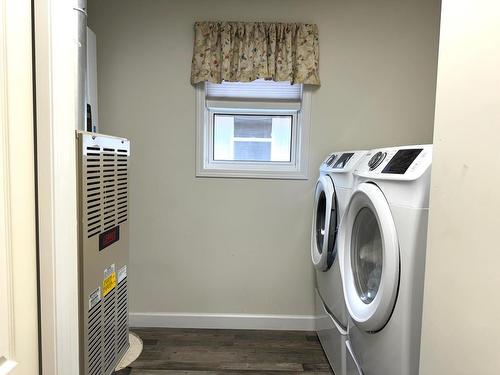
315, 190, 327, 254
351, 207, 383, 304
339, 182, 399, 332
311, 175, 337, 271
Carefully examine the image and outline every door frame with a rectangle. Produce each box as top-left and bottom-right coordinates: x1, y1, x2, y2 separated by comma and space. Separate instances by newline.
34, 0, 81, 373
0, 0, 39, 373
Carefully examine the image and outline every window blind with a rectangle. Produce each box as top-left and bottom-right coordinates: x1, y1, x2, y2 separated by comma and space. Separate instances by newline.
206, 80, 302, 100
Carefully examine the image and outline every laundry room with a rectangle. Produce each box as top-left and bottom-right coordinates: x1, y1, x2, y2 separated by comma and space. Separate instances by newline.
8, 0, 497, 374
82, 0, 441, 373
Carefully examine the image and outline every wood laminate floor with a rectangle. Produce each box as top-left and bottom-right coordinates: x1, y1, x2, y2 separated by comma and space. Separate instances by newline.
114, 328, 334, 375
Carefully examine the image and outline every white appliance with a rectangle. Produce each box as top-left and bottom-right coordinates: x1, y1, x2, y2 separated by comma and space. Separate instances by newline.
311, 150, 368, 375
338, 145, 432, 375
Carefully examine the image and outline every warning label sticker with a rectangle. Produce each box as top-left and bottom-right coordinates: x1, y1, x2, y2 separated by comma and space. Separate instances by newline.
102, 264, 116, 297
89, 287, 101, 311
117, 265, 127, 284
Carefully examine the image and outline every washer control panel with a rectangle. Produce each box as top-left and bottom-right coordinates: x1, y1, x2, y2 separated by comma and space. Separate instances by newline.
355, 145, 432, 180
382, 148, 423, 174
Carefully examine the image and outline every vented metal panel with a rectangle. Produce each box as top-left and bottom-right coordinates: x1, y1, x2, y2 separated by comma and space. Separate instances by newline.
78, 131, 130, 375
103, 289, 116, 373
116, 278, 129, 354
84, 145, 129, 238
87, 301, 103, 375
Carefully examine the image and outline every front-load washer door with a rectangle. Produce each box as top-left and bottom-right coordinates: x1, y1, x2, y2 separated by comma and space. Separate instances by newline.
311, 175, 338, 271
339, 182, 399, 332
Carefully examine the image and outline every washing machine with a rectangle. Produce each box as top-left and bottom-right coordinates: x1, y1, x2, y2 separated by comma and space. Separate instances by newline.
338, 145, 432, 375
311, 150, 368, 375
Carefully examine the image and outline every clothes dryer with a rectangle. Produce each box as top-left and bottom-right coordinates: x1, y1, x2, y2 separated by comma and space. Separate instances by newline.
338, 145, 432, 375
311, 150, 368, 375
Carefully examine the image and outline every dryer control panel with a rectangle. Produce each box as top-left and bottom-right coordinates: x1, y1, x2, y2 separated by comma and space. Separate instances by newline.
355, 145, 432, 181
320, 151, 368, 174
323, 153, 339, 168
332, 152, 355, 169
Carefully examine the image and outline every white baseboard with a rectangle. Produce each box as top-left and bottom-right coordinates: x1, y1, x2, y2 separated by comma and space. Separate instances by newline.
129, 312, 316, 331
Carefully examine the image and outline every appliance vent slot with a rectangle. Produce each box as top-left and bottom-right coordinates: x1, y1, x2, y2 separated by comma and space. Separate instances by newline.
103, 289, 116, 373
116, 149, 128, 225
116, 278, 129, 354
85, 145, 129, 238
102, 148, 116, 232
85, 145, 103, 238
87, 301, 103, 375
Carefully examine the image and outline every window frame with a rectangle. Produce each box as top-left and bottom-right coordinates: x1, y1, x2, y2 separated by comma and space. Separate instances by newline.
195, 82, 311, 180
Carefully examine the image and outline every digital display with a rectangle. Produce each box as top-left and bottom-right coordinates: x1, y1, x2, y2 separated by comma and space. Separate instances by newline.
382, 149, 423, 174
325, 154, 337, 166
333, 153, 354, 169
99, 226, 120, 251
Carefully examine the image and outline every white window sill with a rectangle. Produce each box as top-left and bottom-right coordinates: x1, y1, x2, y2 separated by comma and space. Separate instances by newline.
196, 166, 309, 180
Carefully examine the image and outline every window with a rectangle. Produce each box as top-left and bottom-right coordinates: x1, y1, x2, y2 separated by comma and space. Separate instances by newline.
196, 80, 311, 179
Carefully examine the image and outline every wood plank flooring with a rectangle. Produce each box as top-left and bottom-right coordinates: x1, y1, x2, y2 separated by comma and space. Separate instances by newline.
114, 328, 333, 374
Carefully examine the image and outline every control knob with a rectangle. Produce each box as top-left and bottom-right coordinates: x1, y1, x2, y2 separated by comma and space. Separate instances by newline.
368, 151, 386, 170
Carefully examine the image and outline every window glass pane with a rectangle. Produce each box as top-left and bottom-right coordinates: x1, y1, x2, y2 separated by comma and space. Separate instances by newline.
213, 114, 292, 162
234, 141, 271, 161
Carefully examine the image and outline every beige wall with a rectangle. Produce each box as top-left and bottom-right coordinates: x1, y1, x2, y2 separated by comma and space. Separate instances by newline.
87, 0, 440, 316
420, 1, 500, 374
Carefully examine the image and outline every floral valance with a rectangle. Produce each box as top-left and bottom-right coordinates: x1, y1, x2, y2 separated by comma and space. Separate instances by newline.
190, 21, 320, 85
